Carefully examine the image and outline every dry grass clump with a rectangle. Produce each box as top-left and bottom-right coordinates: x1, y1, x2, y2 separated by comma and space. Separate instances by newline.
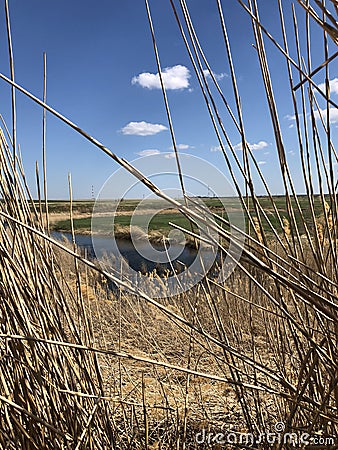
0, 132, 115, 448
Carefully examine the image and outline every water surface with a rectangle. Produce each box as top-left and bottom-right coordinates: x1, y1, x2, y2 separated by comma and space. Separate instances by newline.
51, 231, 207, 273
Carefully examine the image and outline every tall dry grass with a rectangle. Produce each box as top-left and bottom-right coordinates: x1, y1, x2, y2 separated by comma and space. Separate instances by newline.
0, 0, 338, 448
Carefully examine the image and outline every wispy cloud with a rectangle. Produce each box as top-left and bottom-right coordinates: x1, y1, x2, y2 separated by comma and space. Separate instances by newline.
285, 113, 304, 126
132, 65, 190, 90
203, 69, 227, 81
121, 121, 168, 136
258, 161, 267, 166
164, 153, 176, 159
136, 149, 161, 157
210, 141, 268, 152
314, 107, 338, 124
210, 145, 222, 152
170, 143, 194, 150
234, 140, 269, 151
318, 77, 338, 95
164, 152, 191, 159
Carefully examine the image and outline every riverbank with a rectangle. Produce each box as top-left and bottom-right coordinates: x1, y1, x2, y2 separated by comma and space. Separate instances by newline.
47, 205, 200, 246
52, 223, 199, 248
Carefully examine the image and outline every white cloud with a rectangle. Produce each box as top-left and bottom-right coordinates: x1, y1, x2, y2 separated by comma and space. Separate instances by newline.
177, 143, 191, 150
210, 145, 222, 152
285, 113, 303, 125
234, 140, 269, 151
251, 141, 269, 150
325, 161, 338, 168
170, 143, 194, 150
164, 152, 191, 159
318, 77, 338, 95
121, 121, 168, 136
203, 69, 227, 81
136, 149, 161, 157
314, 107, 338, 124
288, 150, 295, 156
164, 153, 176, 159
258, 161, 267, 166
132, 65, 190, 90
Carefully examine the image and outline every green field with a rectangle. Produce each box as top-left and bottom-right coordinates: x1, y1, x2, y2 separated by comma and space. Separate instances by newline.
54, 212, 197, 235
45, 195, 328, 236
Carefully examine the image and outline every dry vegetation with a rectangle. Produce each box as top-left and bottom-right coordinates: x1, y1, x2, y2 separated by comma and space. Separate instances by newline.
1, 0, 338, 449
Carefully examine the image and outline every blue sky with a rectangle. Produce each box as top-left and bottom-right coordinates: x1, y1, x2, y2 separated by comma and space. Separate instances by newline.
0, 0, 337, 199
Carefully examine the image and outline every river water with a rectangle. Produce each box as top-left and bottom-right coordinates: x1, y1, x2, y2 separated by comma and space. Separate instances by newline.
51, 231, 207, 273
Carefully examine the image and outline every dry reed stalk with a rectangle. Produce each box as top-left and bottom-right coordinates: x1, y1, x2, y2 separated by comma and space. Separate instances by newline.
282, 216, 291, 238
42, 52, 50, 234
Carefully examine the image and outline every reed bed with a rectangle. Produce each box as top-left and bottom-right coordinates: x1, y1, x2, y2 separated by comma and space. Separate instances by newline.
0, 0, 338, 448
